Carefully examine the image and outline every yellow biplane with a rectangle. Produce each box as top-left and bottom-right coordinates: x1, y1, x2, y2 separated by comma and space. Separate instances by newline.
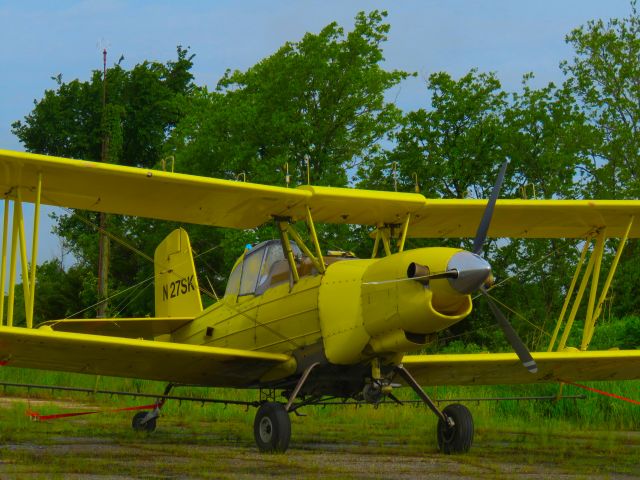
0, 149, 639, 454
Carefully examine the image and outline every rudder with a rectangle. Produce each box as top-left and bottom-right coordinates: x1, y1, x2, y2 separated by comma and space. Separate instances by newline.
154, 228, 203, 317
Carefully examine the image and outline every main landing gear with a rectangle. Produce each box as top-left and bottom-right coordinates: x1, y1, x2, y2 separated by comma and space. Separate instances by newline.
128, 369, 473, 455
253, 402, 291, 452
253, 362, 319, 453
395, 365, 474, 454
436, 404, 474, 454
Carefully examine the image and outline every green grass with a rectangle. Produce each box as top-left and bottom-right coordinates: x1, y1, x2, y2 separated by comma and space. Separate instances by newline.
1, 367, 638, 429
0, 367, 638, 478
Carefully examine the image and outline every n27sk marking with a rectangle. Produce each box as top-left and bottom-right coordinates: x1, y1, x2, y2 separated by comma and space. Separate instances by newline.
162, 275, 196, 301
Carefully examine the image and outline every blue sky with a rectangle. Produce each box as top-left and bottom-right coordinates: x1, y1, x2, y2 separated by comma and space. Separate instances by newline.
0, 0, 634, 262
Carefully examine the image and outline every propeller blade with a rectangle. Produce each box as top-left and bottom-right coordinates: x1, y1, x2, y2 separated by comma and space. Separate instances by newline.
481, 287, 538, 374
472, 161, 508, 255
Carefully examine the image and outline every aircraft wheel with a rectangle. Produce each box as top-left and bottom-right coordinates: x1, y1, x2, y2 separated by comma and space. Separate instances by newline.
253, 402, 291, 453
437, 404, 473, 454
132, 411, 157, 433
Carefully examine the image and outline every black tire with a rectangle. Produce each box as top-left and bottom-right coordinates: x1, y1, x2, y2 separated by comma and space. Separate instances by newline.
253, 402, 291, 453
437, 404, 474, 454
132, 411, 157, 433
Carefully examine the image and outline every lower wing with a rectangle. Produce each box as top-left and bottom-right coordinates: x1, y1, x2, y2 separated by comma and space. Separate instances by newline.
401, 350, 640, 386
0, 326, 295, 387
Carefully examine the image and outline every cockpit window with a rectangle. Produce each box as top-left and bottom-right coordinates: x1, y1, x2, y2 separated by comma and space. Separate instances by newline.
226, 240, 302, 298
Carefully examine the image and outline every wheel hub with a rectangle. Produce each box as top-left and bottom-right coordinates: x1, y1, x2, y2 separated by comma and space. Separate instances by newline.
259, 417, 273, 443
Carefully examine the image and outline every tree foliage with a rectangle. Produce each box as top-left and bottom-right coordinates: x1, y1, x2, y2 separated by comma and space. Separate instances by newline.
12, 47, 196, 316
562, 0, 640, 198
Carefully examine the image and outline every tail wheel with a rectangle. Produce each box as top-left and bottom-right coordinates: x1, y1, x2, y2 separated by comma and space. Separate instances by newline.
131, 411, 157, 433
437, 404, 474, 454
253, 402, 291, 453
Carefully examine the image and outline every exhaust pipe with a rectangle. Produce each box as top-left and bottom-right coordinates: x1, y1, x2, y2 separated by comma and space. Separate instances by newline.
407, 262, 430, 285
407, 262, 459, 286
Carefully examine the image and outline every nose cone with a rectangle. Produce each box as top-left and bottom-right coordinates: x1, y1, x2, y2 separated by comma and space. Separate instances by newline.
447, 251, 492, 294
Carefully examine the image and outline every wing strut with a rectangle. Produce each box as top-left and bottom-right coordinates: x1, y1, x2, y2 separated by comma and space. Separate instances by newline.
275, 210, 328, 281
549, 216, 632, 352
371, 214, 411, 258
1, 174, 43, 328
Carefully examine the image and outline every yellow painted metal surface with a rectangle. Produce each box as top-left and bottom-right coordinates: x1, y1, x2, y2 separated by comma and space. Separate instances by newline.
583, 217, 633, 350
318, 247, 473, 364
154, 228, 202, 317
0, 199, 9, 325
410, 199, 640, 239
0, 149, 308, 229
583, 229, 606, 349
40, 317, 194, 339
362, 248, 472, 332
171, 276, 322, 356
300, 185, 425, 226
15, 194, 31, 326
28, 173, 42, 327
547, 239, 591, 351
6, 202, 18, 326
0, 325, 294, 387
401, 350, 640, 386
318, 259, 371, 364
5, 149, 640, 238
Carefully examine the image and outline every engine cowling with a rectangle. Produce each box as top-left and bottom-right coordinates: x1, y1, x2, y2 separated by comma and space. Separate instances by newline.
317, 247, 478, 364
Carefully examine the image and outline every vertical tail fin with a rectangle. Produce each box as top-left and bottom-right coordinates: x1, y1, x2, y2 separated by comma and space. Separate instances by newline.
154, 228, 203, 317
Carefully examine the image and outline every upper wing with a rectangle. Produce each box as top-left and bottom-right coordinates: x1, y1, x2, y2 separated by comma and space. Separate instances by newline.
400, 350, 640, 386
301, 186, 640, 239
0, 149, 309, 229
4, 149, 640, 238
39, 317, 195, 339
0, 326, 295, 387
409, 199, 640, 239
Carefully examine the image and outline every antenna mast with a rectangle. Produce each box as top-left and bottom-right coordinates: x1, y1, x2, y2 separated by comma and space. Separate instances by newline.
97, 48, 110, 318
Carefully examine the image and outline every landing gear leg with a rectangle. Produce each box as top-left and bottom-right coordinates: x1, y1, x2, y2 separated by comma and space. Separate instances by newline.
395, 365, 474, 454
131, 383, 174, 433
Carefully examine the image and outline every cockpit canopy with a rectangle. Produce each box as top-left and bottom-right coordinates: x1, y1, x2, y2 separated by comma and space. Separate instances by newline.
224, 240, 302, 297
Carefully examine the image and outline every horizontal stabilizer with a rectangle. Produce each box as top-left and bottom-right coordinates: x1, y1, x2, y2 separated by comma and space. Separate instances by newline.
39, 317, 194, 339
401, 350, 640, 386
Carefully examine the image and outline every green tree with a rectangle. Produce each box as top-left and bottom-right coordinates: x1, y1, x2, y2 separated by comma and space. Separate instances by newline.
12, 12, 411, 317
171, 10, 409, 188
170, 10, 411, 266
561, 2, 640, 318
12, 47, 197, 317
12, 46, 195, 168
363, 69, 599, 351
562, 1, 640, 198
8, 259, 95, 326
370, 70, 507, 198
